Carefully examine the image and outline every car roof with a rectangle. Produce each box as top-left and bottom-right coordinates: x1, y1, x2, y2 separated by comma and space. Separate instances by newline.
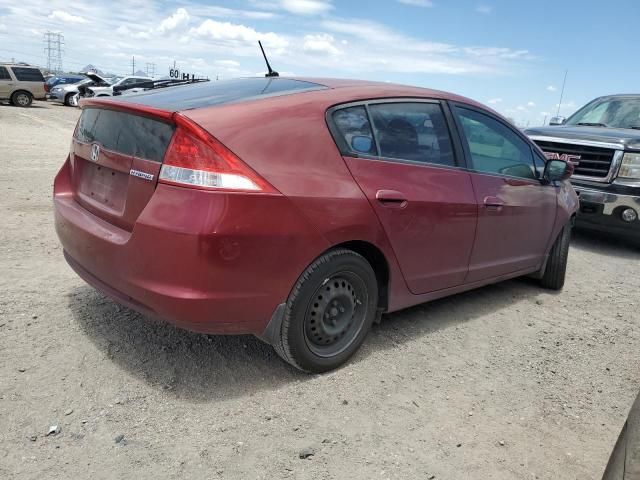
106, 76, 488, 114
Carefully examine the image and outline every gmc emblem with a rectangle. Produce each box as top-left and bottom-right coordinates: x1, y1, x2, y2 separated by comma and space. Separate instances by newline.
543, 152, 581, 165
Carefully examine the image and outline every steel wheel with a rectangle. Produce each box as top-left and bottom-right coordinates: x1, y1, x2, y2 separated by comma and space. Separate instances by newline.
273, 249, 379, 373
304, 272, 367, 358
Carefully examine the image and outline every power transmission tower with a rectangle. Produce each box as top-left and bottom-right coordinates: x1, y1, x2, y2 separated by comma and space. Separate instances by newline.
145, 62, 156, 77
43, 31, 64, 73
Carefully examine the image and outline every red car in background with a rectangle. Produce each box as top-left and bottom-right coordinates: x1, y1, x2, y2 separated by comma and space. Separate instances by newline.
53, 77, 578, 372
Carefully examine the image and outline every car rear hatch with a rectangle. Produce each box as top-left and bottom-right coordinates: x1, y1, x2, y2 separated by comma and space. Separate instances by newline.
69, 103, 175, 231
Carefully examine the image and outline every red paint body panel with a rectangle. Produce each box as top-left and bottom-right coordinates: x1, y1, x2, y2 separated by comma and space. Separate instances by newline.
53, 78, 579, 336
465, 173, 558, 282
342, 157, 477, 294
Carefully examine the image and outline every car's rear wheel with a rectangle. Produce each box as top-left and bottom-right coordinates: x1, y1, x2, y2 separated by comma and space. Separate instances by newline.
11, 91, 32, 107
274, 249, 378, 373
540, 222, 572, 290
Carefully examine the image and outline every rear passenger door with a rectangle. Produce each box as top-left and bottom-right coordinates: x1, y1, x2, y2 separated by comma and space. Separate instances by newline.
330, 100, 478, 294
0, 66, 13, 99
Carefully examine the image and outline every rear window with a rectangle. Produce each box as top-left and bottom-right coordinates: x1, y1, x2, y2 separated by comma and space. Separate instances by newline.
115, 77, 327, 111
11, 67, 44, 82
75, 108, 175, 162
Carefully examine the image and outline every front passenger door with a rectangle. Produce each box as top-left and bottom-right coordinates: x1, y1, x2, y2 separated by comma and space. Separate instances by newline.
452, 105, 557, 282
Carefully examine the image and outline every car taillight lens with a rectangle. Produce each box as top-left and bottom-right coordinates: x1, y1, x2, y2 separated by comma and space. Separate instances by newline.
159, 114, 277, 193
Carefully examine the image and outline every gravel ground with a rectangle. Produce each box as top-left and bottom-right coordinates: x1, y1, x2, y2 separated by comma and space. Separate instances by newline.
1, 101, 639, 480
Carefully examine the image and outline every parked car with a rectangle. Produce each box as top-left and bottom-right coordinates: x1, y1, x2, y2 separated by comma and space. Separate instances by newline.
80, 74, 152, 98
0, 62, 46, 107
602, 390, 640, 479
53, 77, 577, 372
45, 75, 85, 95
526, 95, 640, 243
49, 75, 113, 107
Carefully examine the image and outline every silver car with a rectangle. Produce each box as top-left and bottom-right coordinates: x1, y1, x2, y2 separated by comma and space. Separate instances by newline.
49, 74, 114, 107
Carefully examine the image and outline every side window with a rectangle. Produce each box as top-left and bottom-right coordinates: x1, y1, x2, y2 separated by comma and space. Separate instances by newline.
11, 67, 45, 82
454, 106, 537, 180
0, 67, 11, 80
332, 106, 376, 155
368, 102, 455, 166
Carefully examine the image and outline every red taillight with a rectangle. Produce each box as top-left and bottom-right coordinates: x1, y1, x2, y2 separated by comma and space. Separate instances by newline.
159, 114, 277, 193
44, 83, 50, 92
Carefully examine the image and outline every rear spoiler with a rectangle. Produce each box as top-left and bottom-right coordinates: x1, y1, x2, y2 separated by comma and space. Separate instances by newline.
113, 78, 209, 95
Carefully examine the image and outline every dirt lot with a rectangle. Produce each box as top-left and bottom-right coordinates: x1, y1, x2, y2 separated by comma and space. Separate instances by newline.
1, 101, 639, 480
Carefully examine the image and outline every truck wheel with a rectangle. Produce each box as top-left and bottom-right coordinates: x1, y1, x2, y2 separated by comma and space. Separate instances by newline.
11, 91, 33, 107
540, 223, 572, 290
273, 249, 378, 373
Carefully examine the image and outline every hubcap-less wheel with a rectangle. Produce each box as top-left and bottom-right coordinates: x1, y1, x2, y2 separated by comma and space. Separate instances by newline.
304, 273, 366, 357
273, 249, 379, 373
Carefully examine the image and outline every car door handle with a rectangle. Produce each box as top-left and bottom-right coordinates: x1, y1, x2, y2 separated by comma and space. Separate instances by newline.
483, 196, 505, 209
376, 190, 408, 208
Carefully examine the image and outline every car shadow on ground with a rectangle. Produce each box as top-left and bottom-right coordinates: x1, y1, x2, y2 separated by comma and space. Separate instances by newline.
571, 229, 639, 260
68, 230, 634, 403
68, 274, 545, 403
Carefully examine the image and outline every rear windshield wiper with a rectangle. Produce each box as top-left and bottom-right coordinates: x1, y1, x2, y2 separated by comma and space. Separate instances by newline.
576, 122, 608, 127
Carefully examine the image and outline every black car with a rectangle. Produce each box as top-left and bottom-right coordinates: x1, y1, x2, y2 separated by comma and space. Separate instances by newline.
526, 95, 640, 243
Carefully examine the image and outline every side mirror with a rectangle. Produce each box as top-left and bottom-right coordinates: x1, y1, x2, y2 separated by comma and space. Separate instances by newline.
350, 135, 373, 154
544, 159, 574, 182
549, 116, 566, 126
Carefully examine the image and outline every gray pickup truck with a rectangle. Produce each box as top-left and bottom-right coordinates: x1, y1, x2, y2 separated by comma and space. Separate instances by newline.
526, 94, 640, 243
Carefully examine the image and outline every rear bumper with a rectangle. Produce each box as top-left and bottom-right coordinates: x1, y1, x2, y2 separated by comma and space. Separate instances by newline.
54, 159, 327, 335
573, 185, 640, 240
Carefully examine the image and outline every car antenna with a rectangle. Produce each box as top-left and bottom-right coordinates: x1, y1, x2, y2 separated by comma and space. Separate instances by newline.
258, 40, 279, 77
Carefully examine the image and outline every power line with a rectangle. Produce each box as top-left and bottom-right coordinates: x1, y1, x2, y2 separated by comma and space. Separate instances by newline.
556, 70, 568, 117
43, 31, 64, 73
145, 62, 156, 77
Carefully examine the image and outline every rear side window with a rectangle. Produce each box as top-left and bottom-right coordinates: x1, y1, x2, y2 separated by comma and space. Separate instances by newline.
368, 102, 455, 166
0, 67, 11, 80
11, 67, 45, 82
75, 108, 174, 162
332, 106, 376, 155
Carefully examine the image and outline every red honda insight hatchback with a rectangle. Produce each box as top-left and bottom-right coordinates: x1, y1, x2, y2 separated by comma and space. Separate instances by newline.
54, 77, 578, 372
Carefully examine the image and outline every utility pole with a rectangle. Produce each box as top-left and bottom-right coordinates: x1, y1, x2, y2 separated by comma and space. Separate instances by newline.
145, 62, 156, 77
43, 31, 64, 73
556, 70, 568, 117
131, 56, 135, 75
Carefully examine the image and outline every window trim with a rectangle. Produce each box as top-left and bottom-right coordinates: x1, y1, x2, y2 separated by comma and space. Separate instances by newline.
448, 101, 545, 185
326, 97, 466, 171
0, 66, 14, 81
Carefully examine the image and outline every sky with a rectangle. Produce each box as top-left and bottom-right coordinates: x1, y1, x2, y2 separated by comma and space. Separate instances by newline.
0, 0, 638, 126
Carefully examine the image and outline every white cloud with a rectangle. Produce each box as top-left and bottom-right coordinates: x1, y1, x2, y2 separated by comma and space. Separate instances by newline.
516, 105, 527, 111
487, 98, 502, 104
547, 85, 557, 92
303, 34, 341, 55
398, 0, 434, 7
527, 101, 536, 107
189, 19, 289, 51
476, 5, 493, 14
280, 0, 333, 15
0, 24, 6, 33
157, 8, 190, 34
540, 111, 550, 116
48, 10, 87, 24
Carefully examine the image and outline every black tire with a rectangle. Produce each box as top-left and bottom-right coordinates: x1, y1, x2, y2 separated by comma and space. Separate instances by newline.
64, 93, 76, 107
274, 249, 378, 373
540, 222, 572, 290
11, 91, 32, 107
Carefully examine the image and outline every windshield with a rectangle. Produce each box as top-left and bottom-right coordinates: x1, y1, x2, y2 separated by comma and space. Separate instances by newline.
566, 97, 640, 129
